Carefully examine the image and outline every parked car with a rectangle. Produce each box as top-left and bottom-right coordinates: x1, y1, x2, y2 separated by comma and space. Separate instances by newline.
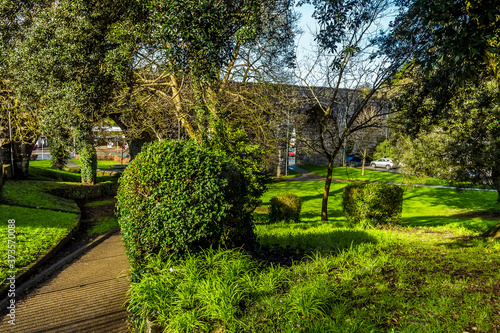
345, 156, 363, 167
370, 158, 395, 170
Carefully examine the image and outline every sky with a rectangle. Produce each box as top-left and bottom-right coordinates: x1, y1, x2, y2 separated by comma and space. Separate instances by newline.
293, 2, 398, 87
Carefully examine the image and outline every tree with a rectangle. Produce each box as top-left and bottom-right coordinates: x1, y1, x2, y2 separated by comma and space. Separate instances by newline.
393, 78, 500, 200
108, 0, 299, 165
7, 0, 143, 184
295, 0, 411, 221
388, 0, 499, 84
381, 0, 499, 135
385, 0, 500, 236
351, 105, 386, 175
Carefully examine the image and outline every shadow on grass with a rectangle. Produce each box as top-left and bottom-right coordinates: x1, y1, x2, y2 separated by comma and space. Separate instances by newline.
298, 187, 344, 206
258, 226, 378, 252
402, 215, 498, 234
404, 186, 499, 211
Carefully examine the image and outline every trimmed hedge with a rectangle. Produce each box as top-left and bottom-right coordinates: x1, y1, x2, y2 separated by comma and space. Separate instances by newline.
116, 140, 258, 270
342, 183, 403, 227
269, 192, 302, 223
48, 181, 118, 200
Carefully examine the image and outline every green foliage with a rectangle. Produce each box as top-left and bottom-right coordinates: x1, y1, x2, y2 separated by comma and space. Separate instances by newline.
342, 183, 404, 227
6, 0, 142, 183
144, 0, 263, 81
116, 139, 260, 270
88, 217, 118, 236
50, 138, 70, 170
126, 237, 500, 332
268, 192, 302, 223
79, 145, 97, 185
373, 139, 394, 160
392, 76, 500, 199
387, 0, 499, 84
208, 122, 271, 212
0, 205, 79, 286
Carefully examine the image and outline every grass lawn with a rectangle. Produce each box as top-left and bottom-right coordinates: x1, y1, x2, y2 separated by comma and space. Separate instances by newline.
0, 159, 120, 289
29, 160, 120, 182
128, 180, 500, 332
1, 180, 80, 212
271, 168, 301, 180
0, 205, 79, 285
299, 164, 447, 185
255, 181, 499, 250
84, 199, 119, 236
70, 158, 128, 169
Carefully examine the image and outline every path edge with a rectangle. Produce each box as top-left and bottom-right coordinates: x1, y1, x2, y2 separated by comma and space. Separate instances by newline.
0, 227, 120, 317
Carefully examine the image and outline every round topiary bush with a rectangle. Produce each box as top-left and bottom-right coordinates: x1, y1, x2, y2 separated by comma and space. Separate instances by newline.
116, 139, 257, 270
268, 192, 302, 223
342, 183, 404, 228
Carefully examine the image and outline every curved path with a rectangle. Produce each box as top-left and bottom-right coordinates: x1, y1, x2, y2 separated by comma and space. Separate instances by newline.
0, 233, 130, 332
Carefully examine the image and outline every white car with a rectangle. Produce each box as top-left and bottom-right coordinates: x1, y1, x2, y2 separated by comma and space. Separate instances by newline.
370, 158, 395, 170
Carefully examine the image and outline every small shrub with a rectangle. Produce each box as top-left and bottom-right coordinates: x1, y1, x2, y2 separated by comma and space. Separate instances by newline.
268, 192, 302, 223
116, 139, 259, 271
342, 183, 403, 227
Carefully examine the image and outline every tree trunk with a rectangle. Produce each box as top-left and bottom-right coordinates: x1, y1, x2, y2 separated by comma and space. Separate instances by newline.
0, 142, 33, 179
361, 146, 367, 176
482, 222, 500, 238
128, 138, 148, 161
321, 160, 334, 221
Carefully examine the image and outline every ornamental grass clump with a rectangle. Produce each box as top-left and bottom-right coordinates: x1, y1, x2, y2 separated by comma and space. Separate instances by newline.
342, 183, 403, 228
116, 139, 259, 271
268, 192, 302, 223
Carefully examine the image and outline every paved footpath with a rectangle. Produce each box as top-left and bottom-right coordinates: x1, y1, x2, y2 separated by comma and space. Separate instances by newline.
0, 233, 130, 333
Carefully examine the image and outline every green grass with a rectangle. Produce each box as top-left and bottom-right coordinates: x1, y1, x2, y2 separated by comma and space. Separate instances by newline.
128, 235, 500, 332
125, 179, 500, 332
85, 199, 115, 207
272, 168, 301, 179
1, 180, 79, 212
88, 216, 119, 236
71, 159, 128, 169
29, 159, 119, 182
0, 205, 79, 285
29, 160, 82, 182
299, 164, 447, 185
255, 181, 499, 250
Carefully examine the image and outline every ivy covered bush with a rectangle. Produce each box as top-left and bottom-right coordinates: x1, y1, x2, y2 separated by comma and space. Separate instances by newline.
268, 192, 302, 223
342, 183, 403, 228
79, 145, 97, 185
116, 139, 260, 270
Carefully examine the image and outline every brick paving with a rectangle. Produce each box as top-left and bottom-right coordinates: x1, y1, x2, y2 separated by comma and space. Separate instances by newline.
0, 233, 130, 333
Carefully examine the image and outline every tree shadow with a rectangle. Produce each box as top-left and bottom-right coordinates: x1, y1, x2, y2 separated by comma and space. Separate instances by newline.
404, 186, 498, 211
258, 227, 378, 253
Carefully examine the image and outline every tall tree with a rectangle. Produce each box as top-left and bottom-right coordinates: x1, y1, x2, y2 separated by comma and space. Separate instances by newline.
7, 0, 143, 184
393, 77, 500, 199
381, 0, 500, 134
295, 0, 410, 221
109, 0, 299, 162
389, 0, 499, 84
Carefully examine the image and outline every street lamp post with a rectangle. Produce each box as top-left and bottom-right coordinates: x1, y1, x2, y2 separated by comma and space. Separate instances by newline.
8, 105, 14, 176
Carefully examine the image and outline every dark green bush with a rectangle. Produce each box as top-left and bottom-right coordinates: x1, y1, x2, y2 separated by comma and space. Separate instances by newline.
79, 145, 97, 185
342, 183, 403, 227
116, 139, 259, 270
268, 192, 302, 223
